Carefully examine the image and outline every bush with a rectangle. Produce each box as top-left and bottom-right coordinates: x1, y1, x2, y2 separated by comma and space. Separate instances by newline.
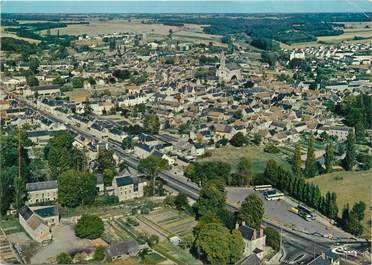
264, 144, 280, 153
75, 214, 104, 239
94, 246, 106, 261
147, 234, 160, 247
264, 227, 280, 252
56, 252, 72, 264
93, 195, 119, 206
230, 132, 247, 147
72, 77, 84, 88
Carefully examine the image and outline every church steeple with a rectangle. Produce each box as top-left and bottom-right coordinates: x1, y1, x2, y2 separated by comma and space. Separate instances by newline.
220, 51, 225, 70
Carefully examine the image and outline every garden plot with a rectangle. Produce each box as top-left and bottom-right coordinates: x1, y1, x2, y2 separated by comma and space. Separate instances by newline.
141, 208, 197, 239
102, 219, 134, 244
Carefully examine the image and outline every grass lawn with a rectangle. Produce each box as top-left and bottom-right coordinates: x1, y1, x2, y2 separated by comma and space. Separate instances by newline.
198, 145, 292, 175
153, 241, 201, 265
308, 170, 372, 238
0, 218, 23, 235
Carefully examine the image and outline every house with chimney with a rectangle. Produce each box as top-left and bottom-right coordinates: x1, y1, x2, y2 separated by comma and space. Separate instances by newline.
237, 222, 266, 260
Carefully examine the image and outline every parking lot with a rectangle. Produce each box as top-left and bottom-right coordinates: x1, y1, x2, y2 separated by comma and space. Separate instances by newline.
226, 187, 350, 239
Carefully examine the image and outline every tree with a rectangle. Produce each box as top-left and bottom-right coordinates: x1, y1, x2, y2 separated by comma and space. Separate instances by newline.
143, 114, 160, 134
13, 175, 25, 211
72, 77, 84, 88
343, 131, 356, 171
324, 142, 334, 173
229, 229, 245, 263
239, 194, 264, 229
28, 57, 40, 74
138, 155, 169, 196
264, 159, 279, 185
56, 252, 72, 264
355, 121, 365, 142
0, 129, 31, 216
253, 133, 262, 145
292, 144, 302, 176
261, 51, 278, 67
351, 201, 366, 222
194, 222, 243, 265
344, 212, 363, 236
230, 132, 246, 147
58, 170, 96, 208
109, 38, 116, 51
196, 184, 225, 218
147, 234, 160, 247
324, 192, 338, 220
26, 75, 39, 86
94, 246, 105, 261
113, 69, 131, 80
44, 131, 85, 179
96, 149, 116, 185
52, 76, 65, 85
88, 76, 96, 85
83, 101, 93, 116
121, 136, 133, 150
174, 192, 189, 211
264, 227, 280, 252
236, 157, 252, 186
185, 161, 231, 186
305, 135, 317, 178
75, 214, 104, 239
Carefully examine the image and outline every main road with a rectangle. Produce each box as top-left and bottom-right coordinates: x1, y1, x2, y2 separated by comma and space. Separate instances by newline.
4, 89, 365, 264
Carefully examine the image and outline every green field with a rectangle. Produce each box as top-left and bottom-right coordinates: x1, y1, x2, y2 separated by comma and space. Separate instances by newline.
308, 170, 372, 238
198, 145, 292, 175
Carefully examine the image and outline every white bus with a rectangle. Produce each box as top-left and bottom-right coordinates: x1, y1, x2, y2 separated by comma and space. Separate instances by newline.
264, 189, 284, 201
254, 185, 272, 191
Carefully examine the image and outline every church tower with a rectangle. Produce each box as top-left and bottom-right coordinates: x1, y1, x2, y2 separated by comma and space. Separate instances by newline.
220, 51, 226, 70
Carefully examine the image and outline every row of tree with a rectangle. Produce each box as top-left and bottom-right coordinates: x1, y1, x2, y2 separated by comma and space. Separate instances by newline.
265, 159, 365, 236
292, 132, 357, 180
185, 157, 254, 187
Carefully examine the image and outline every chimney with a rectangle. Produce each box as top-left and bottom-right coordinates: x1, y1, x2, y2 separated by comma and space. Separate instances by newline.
235, 222, 240, 230
242, 221, 246, 226
253, 229, 257, 240
321, 252, 325, 259
259, 228, 264, 238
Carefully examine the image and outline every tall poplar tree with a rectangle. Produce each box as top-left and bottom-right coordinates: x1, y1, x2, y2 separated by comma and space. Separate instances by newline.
292, 144, 302, 176
324, 142, 334, 173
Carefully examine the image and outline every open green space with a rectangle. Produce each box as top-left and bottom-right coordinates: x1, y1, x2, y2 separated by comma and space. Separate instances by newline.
308, 170, 372, 238
198, 145, 292, 175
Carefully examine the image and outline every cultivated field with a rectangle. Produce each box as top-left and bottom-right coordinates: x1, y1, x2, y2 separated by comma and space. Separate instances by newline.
317, 28, 372, 42
308, 170, 372, 238
198, 145, 292, 174
281, 21, 372, 49
140, 208, 197, 239
38, 19, 224, 45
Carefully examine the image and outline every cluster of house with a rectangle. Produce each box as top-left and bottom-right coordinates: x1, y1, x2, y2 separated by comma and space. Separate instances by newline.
19, 174, 146, 244
287, 42, 372, 65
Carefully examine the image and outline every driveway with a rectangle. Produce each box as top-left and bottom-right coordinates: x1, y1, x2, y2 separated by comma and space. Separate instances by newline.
31, 224, 92, 264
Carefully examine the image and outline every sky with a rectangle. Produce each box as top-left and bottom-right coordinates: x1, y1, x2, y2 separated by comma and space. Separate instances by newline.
1, 0, 371, 13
